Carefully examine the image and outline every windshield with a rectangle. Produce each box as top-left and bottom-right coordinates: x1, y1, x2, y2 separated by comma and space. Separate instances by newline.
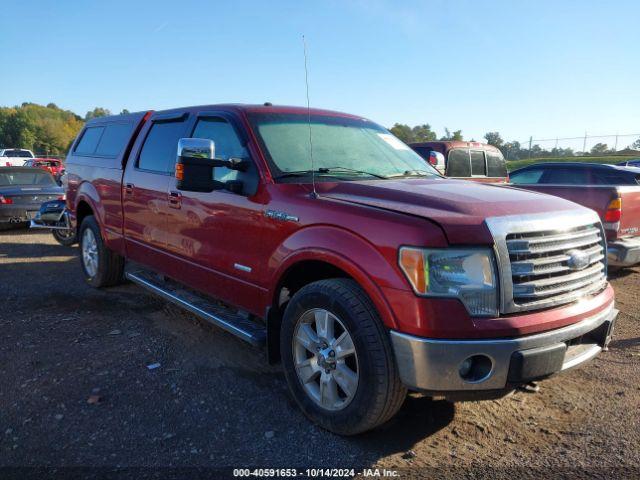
3, 150, 33, 158
248, 113, 441, 181
0, 170, 56, 186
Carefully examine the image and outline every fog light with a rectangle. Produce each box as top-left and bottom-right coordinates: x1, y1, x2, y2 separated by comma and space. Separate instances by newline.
459, 355, 493, 383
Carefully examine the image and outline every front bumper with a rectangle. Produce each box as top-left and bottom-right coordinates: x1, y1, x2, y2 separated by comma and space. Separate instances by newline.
608, 237, 640, 267
390, 303, 617, 394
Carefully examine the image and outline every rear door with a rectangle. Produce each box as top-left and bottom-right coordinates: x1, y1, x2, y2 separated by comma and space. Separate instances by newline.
122, 112, 190, 265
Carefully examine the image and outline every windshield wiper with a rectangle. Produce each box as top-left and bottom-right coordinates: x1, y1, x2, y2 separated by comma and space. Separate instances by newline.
274, 167, 388, 180
387, 169, 438, 179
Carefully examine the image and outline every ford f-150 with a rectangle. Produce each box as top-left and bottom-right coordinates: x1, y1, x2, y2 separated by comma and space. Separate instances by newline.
64, 105, 618, 435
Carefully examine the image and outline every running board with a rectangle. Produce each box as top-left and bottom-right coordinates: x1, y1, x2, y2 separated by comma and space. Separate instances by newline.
125, 270, 266, 347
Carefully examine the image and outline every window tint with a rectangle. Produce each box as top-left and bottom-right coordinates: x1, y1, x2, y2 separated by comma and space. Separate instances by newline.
0, 170, 55, 186
509, 169, 545, 184
95, 123, 133, 157
446, 149, 471, 177
192, 117, 249, 183
138, 120, 187, 173
593, 170, 638, 185
75, 127, 105, 155
486, 151, 507, 177
470, 150, 486, 176
412, 146, 432, 160
542, 168, 590, 185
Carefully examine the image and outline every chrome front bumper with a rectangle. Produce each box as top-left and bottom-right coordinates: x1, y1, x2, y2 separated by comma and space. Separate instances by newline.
390, 303, 617, 393
608, 237, 640, 267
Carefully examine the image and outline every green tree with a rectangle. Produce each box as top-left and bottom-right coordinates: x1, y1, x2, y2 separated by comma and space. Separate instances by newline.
590, 143, 609, 155
411, 124, 437, 143
631, 138, 640, 149
119, 109, 130, 115
85, 107, 112, 120
389, 123, 413, 143
440, 128, 463, 141
0, 103, 84, 155
484, 131, 504, 148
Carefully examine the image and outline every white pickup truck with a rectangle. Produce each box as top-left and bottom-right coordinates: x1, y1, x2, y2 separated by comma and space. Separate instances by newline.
0, 149, 35, 167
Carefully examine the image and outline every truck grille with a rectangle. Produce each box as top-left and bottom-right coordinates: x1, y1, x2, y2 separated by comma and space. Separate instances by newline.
506, 223, 606, 310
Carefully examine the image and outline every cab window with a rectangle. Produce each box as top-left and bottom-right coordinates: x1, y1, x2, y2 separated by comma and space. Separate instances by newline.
446, 149, 471, 177
470, 150, 486, 176
486, 151, 507, 177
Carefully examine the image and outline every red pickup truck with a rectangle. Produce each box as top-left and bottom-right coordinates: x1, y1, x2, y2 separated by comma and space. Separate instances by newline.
65, 106, 617, 435
510, 163, 640, 268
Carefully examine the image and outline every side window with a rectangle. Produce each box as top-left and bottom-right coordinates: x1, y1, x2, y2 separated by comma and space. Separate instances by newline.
74, 126, 105, 155
486, 151, 507, 177
593, 170, 635, 185
95, 123, 134, 157
192, 117, 249, 182
470, 150, 486, 176
542, 168, 589, 185
138, 119, 188, 173
446, 149, 471, 177
510, 169, 545, 184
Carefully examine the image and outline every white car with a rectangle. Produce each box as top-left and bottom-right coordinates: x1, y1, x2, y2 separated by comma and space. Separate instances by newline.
0, 149, 35, 166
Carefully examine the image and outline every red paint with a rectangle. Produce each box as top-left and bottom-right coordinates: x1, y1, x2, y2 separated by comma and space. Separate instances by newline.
65, 104, 615, 339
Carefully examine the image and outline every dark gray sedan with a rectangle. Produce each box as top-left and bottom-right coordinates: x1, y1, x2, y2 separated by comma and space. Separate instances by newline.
0, 167, 63, 227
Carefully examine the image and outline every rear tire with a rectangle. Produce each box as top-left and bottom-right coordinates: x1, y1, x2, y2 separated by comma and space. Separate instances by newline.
79, 215, 124, 287
52, 228, 77, 246
280, 278, 407, 435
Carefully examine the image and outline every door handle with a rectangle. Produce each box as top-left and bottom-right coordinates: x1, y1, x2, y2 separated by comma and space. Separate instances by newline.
124, 183, 134, 195
168, 191, 182, 209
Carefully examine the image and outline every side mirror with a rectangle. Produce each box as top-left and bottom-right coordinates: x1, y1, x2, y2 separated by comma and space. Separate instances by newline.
428, 151, 446, 174
175, 138, 248, 193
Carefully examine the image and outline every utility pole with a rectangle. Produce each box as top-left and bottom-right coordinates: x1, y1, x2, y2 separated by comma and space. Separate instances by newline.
529, 136, 533, 159
583, 131, 587, 155
614, 133, 619, 153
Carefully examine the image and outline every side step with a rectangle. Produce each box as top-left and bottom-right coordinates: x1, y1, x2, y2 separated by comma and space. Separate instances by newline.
125, 270, 266, 347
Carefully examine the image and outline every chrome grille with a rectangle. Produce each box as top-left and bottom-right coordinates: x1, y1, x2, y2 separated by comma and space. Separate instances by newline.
506, 223, 606, 310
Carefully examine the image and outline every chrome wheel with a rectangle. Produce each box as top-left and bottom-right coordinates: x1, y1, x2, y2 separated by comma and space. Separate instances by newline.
292, 308, 359, 411
81, 228, 99, 277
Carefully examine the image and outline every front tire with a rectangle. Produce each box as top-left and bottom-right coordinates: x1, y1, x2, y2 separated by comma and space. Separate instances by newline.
280, 279, 407, 435
79, 215, 124, 288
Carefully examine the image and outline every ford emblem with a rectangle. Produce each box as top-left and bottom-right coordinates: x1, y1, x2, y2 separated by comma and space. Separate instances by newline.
567, 249, 590, 271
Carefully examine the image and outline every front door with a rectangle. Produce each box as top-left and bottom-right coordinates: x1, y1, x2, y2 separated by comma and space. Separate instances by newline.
163, 113, 269, 314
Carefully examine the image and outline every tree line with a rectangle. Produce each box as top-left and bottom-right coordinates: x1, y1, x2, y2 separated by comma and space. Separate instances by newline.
1, 102, 638, 159
390, 123, 640, 160
0, 103, 126, 156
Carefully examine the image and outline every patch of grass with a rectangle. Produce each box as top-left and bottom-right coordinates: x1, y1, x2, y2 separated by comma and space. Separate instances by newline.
506, 156, 638, 171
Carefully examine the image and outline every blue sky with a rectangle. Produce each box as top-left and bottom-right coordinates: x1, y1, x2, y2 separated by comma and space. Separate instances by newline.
1, 0, 639, 144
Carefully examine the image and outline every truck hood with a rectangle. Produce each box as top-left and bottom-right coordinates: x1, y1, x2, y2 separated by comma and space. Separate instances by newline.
320, 178, 586, 244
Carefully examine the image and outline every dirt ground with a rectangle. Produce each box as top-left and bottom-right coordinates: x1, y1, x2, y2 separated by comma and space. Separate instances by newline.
1, 228, 638, 479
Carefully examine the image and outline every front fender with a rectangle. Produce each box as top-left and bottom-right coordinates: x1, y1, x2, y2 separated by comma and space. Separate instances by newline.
269, 225, 411, 330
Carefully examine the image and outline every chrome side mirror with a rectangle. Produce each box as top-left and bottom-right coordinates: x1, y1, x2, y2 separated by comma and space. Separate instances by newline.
178, 138, 215, 160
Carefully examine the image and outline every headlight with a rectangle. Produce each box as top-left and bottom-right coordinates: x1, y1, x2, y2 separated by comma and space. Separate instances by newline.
399, 247, 498, 317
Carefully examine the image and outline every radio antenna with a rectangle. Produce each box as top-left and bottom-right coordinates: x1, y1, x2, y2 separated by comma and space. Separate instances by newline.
302, 35, 317, 198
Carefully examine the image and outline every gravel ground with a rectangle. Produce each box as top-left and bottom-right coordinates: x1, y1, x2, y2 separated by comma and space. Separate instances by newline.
0, 228, 638, 479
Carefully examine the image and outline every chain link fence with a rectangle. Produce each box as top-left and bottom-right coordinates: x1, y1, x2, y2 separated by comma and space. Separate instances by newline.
503, 133, 640, 160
